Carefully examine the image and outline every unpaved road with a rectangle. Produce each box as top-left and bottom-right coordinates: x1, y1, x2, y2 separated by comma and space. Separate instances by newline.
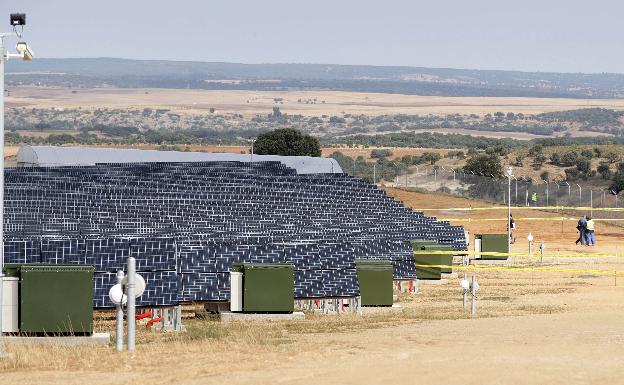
4, 285, 624, 385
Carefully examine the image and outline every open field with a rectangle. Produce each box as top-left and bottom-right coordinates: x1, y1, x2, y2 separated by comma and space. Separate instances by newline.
8, 86, 624, 117
2, 189, 624, 385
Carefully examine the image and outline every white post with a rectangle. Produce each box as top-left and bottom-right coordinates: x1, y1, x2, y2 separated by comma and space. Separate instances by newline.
453, 170, 456, 182
471, 275, 477, 316
577, 184, 582, 206
0, 37, 5, 348
116, 270, 124, 352
590, 190, 593, 216
463, 272, 468, 309
127, 257, 136, 351
373, 163, 376, 185
507, 168, 512, 247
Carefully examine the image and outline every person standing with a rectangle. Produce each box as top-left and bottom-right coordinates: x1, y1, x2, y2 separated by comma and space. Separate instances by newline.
585, 216, 596, 246
531, 191, 537, 207
575, 215, 587, 245
508, 214, 516, 244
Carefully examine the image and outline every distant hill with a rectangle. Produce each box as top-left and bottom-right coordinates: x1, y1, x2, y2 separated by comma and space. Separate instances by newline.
7, 58, 624, 98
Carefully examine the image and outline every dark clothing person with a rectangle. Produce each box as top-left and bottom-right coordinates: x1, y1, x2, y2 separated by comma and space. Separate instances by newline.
575, 216, 587, 245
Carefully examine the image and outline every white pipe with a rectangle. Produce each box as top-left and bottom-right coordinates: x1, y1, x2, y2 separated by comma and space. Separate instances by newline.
127, 257, 136, 351
116, 270, 124, 352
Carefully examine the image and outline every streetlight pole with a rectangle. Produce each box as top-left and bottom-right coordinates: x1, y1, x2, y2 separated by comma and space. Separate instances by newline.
1, 14, 33, 356
507, 167, 512, 247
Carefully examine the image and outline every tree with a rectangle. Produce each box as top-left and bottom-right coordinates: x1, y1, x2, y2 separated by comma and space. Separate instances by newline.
463, 153, 502, 178
597, 163, 611, 179
253, 128, 321, 157
580, 149, 594, 159
610, 173, 624, 194
549, 152, 561, 165
605, 151, 620, 164
533, 154, 546, 170
540, 171, 550, 181
370, 149, 393, 159
528, 145, 543, 157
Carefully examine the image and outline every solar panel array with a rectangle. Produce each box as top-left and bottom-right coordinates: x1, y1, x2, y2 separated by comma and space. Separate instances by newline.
4, 161, 466, 307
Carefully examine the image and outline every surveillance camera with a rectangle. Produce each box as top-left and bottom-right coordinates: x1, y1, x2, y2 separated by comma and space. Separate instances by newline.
16, 41, 34, 60
10, 13, 26, 26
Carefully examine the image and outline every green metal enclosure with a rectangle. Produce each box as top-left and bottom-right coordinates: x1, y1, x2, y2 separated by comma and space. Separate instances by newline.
19, 265, 94, 335
412, 244, 455, 280
476, 234, 509, 260
355, 260, 394, 306
241, 263, 294, 313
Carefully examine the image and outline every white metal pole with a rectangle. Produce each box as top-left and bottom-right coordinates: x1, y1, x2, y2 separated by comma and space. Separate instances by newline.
0, 38, 5, 348
463, 272, 467, 309
116, 270, 124, 352
373, 163, 376, 185
127, 257, 136, 351
471, 275, 477, 316
590, 190, 593, 216
508, 175, 511, 246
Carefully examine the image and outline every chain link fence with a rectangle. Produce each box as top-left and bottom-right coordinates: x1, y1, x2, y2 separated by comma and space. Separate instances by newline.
340, 161, 623, 226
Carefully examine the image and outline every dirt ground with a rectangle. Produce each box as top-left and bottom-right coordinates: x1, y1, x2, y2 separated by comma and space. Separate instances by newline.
9, 86, 624, 118
2, 189, 624, 384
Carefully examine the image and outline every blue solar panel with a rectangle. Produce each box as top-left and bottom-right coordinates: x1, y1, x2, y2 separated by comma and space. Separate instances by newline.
3, 161, 466, 307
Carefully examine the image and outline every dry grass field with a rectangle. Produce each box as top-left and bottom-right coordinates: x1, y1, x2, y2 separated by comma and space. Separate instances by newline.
2, 189, 624, 385
8, 86, 624, 118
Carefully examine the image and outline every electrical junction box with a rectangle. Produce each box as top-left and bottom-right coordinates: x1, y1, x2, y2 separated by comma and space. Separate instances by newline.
475, 234, 509, 260
412, 243, 455, 280
232, 263, 294, 313
355, 260, 393, 307
19, 265, 95, 335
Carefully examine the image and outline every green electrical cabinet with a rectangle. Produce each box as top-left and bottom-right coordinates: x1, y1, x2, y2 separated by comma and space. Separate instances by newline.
355, 260, 393, 307
19, 265, 95, 335
476, 234, 509, 260
241, 263, 294, 313
412, 244, 455, 280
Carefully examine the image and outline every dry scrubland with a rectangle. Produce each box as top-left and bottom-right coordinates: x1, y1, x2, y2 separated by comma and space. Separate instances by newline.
9, 86, 624, 117
2, 189, 624, 385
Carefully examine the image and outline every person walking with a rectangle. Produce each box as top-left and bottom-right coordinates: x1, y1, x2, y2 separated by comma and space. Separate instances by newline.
575, 215, 587, 245
585, 216, 596, 246
531, 191, 537, 207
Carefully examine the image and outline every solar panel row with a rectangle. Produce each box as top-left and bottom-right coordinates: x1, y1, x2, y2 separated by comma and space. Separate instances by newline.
4, 161, 466, 307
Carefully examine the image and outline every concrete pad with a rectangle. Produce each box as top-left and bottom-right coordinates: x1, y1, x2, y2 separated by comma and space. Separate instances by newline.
359, 304, 403, 315
3, 332, 110, 347
219, 311, 305, 322
419, 279, 448, 285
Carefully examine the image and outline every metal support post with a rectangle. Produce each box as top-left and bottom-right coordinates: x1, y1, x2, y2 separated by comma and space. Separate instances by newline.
471, 275, 477, 316
463, 272, 468, 309
127, 257, 136, 351
116, 270, 124, 352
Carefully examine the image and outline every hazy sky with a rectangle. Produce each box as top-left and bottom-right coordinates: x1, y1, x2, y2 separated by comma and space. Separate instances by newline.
2, 0, 623, 73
